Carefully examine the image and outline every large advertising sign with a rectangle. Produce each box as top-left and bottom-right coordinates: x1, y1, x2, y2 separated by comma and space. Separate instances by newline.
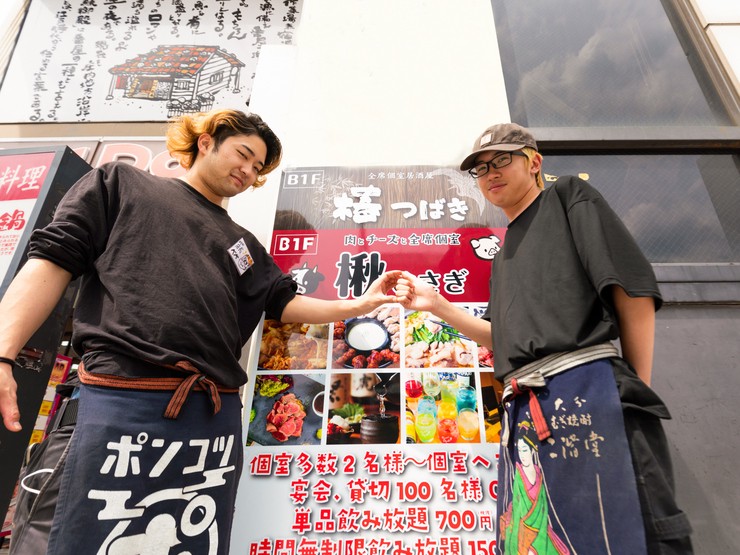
233, 167, 509, 553
0, 0, 303, 122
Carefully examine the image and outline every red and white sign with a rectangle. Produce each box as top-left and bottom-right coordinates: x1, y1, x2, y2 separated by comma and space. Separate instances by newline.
0, 152, 55, 277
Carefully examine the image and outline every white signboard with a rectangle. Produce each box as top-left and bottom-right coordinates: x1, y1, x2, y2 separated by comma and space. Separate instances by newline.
0, 0, 303, 123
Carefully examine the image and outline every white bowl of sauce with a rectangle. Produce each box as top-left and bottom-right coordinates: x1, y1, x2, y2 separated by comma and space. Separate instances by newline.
344, 318, 390, 352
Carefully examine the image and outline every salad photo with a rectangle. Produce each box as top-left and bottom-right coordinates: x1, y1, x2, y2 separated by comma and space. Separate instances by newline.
404, 310, 476, 368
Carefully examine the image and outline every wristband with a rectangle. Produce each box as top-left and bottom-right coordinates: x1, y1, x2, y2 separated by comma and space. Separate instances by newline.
0, 356, 17, 367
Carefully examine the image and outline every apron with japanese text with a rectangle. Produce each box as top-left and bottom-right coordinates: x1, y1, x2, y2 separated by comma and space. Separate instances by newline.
497, 359, 646, 555
46, 384, 243, 555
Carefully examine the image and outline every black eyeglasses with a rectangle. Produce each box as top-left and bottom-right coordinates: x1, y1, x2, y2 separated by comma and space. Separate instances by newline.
468, 151, 528, 178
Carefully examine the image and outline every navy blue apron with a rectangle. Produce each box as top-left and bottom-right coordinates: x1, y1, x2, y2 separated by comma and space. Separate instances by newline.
46, 384, 243, 555
497, 359, 646, 555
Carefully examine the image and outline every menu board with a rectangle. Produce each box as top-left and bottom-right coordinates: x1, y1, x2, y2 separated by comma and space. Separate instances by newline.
233, 166, 507, 554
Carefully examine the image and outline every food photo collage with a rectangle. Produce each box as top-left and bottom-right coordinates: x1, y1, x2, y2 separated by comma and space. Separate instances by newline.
246, 305, 504, 447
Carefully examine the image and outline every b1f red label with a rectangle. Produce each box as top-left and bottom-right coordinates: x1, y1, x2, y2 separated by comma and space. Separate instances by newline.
272, 233, 319, 256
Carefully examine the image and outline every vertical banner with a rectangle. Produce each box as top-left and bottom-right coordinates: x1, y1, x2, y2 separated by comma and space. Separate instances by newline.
233, 167, 508, 553
0, 147, 90, 525
0, 152, 55, 278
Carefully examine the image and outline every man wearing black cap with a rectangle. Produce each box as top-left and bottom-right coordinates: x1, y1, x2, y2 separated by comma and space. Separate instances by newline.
397, 123, 692, 554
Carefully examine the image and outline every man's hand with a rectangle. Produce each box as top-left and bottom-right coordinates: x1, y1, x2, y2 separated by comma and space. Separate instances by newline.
395, 271, 494, 349
395, 271, 440, 313
362, 270, 402, 307
0, 363, 21, 432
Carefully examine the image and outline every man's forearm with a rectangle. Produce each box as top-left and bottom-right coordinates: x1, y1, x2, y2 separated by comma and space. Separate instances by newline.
280, 294, 385, 324
612, 286, 656, 385
0, 258, 72, 431
426, 295, 493, 350
0, 258, 73, 358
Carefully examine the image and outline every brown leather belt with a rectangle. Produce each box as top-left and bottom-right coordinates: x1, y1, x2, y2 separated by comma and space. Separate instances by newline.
78, 360, 239, 419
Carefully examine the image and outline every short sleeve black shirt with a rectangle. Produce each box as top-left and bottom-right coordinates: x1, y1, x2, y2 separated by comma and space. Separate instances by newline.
485, 176, 661, 380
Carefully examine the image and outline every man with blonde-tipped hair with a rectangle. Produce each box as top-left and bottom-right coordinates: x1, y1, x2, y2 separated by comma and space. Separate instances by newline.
0, 108, 400, 554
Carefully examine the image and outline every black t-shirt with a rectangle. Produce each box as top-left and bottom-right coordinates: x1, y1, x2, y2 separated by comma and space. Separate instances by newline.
484, 176, 661, 380
28, 162, 297, 388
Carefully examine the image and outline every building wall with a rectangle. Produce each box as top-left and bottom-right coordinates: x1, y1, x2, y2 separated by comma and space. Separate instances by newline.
691, 0, 740, 94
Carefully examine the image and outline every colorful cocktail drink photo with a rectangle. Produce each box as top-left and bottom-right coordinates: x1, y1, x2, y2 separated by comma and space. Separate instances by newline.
437, 400, 457, 421
456, 385, 477, 412
457, 407, 479, 441
405, 374, 424, 399
415, 412, 437, 443
416, 395, 437, 417
422, 371, 441, 398
404, 375, 481, 443
437, 418, 459, 443
405, 372, 424, 412
440, 379, 459, 403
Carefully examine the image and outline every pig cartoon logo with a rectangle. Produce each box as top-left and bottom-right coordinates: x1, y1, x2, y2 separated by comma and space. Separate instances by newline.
291, 263, 325, 294
471, 234, 502, 261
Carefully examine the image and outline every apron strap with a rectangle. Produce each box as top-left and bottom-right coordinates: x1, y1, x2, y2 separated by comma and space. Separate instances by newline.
164, 360, 223, 419
510, 378, 552, 441
77, 360, 237, 420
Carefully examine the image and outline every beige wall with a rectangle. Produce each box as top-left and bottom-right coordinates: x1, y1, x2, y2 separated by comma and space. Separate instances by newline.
231, 0, 508, 246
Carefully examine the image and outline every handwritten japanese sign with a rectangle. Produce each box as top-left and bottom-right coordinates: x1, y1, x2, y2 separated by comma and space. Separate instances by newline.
0, 0, 303, 122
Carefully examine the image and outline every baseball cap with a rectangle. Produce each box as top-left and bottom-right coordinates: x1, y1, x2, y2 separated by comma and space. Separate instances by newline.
460, 123, 538, 171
